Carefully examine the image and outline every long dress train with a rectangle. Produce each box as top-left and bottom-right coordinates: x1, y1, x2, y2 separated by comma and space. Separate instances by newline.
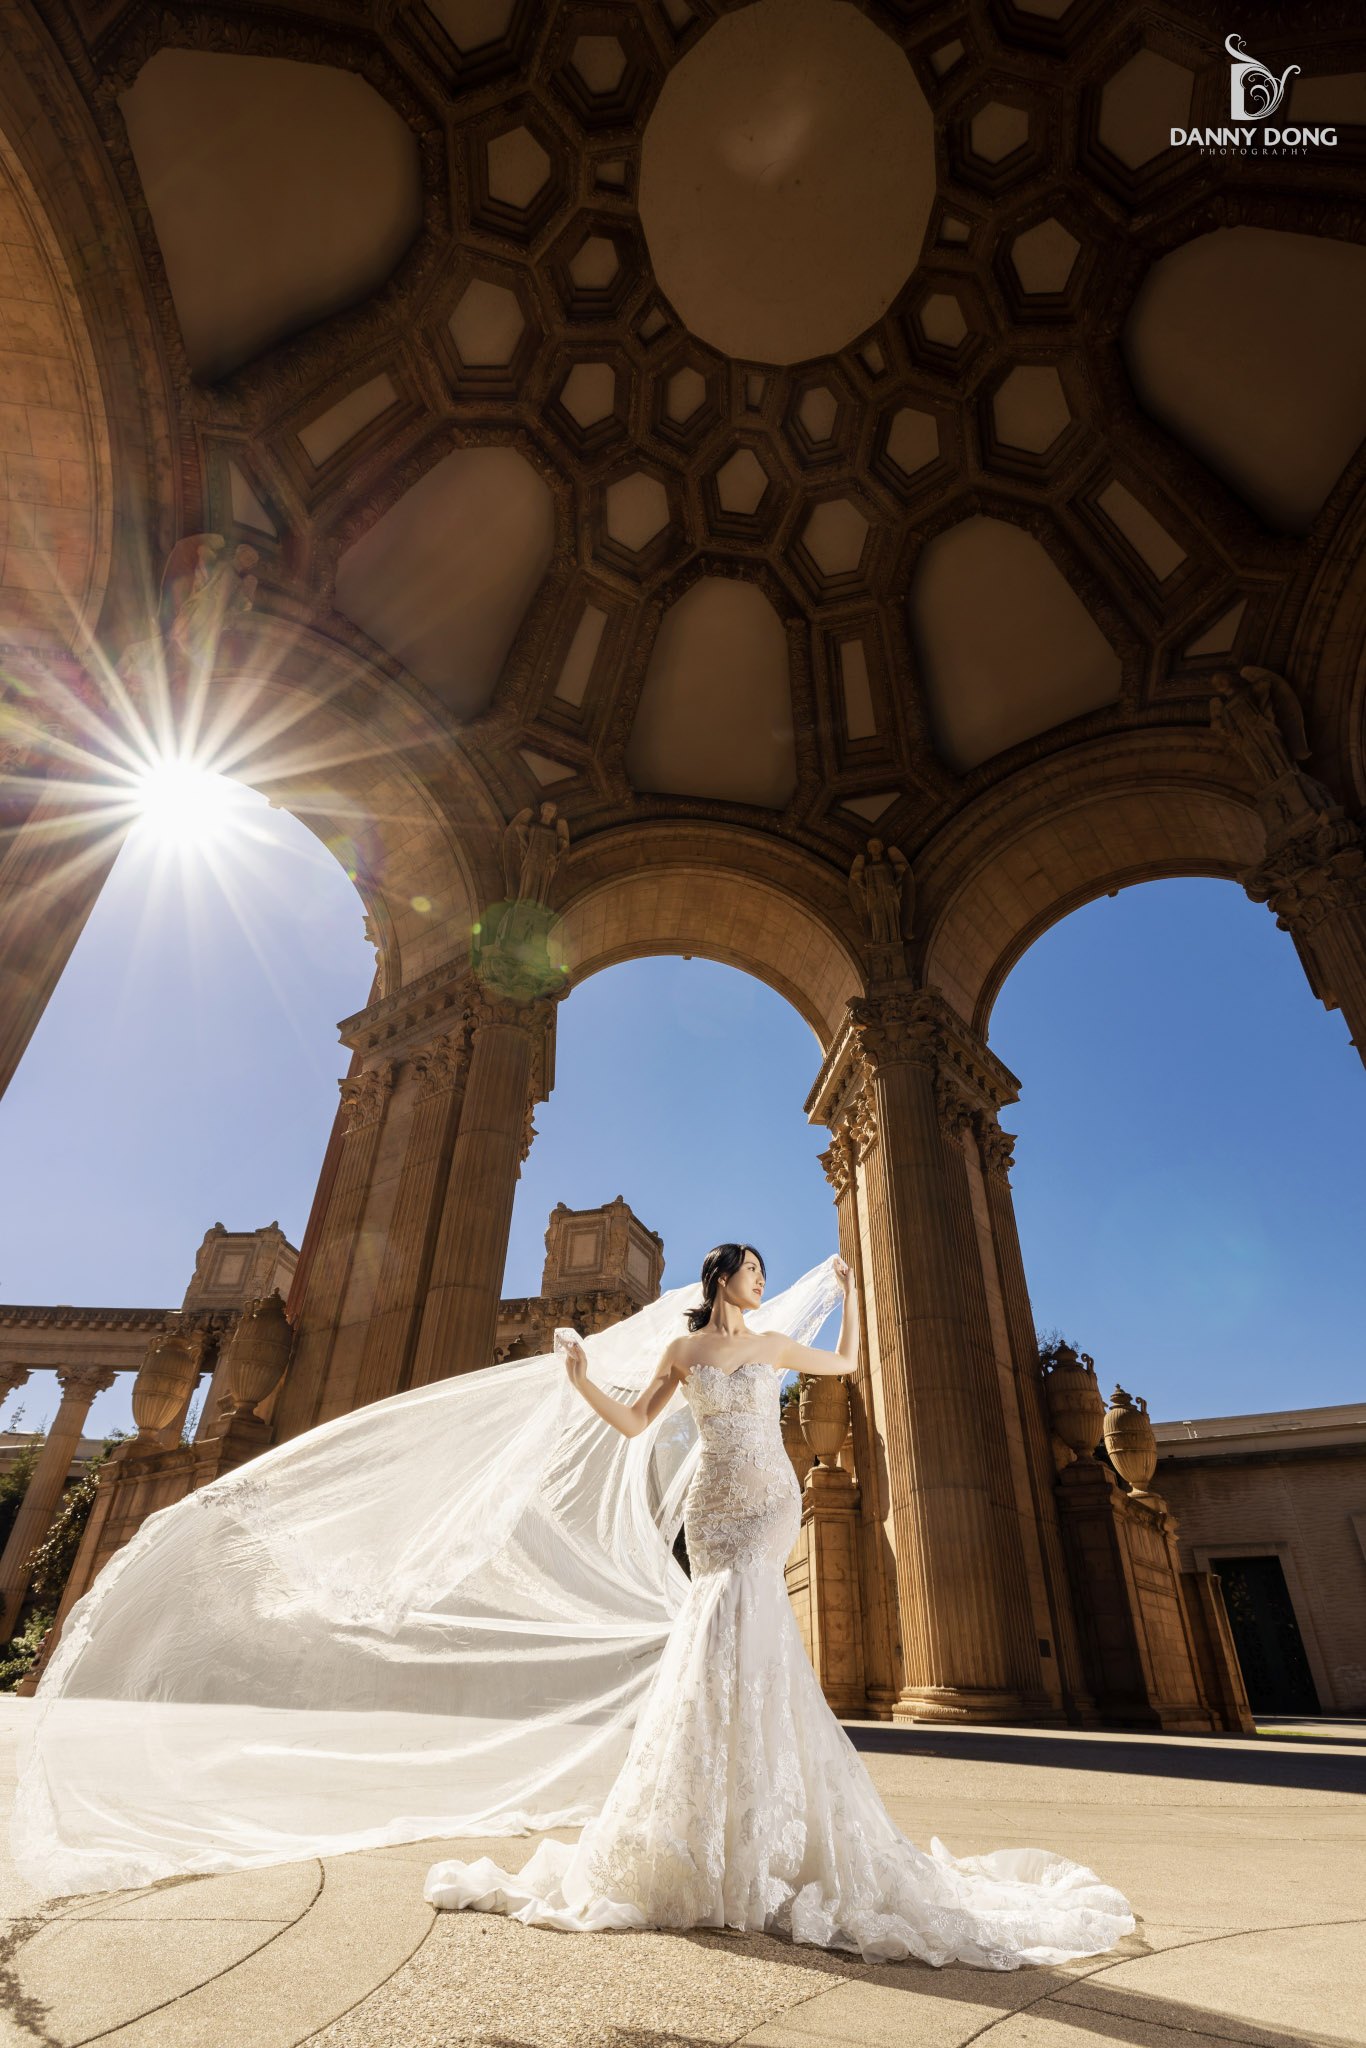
425, 1360, 1134, 1970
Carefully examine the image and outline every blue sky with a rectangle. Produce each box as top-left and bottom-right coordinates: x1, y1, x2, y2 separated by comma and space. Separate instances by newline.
0, 781, 1360, 1438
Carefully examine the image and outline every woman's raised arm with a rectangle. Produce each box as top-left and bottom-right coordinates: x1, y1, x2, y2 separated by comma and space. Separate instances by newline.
774, 1256, 859, 1378
562, 1339, 680, 1438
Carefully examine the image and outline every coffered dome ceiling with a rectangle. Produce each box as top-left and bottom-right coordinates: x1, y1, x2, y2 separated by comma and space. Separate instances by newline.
76, 0, 1366, 865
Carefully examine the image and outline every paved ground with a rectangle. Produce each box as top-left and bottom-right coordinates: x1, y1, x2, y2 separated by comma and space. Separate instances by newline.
0, 1700, 1362, 2048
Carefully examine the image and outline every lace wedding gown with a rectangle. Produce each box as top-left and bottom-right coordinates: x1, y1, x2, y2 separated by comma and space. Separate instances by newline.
424, 1359, 1135, 1970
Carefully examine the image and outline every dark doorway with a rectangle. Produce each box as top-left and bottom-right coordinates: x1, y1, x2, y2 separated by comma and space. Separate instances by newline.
1215, 1555, 1321, 1715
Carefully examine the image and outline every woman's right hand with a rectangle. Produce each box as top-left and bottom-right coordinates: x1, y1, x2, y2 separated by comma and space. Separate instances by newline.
562, 1338, 589, 1388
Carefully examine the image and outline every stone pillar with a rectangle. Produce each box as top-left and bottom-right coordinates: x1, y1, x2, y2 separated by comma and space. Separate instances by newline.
817, 1129, 898, 1717
271, 1061, 394, 1440
0, 1363, 114, 1635
809, 989, 1048, 1723
352, 1028, 471, 1407
0, 780, 126, 1103
409, 992, 556, 1385
973, 1116, 1096, 1723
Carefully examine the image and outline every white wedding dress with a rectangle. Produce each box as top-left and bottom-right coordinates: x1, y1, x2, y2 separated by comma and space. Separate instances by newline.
15, 1257, 1131, 1965
425, 1357, 1134, 1969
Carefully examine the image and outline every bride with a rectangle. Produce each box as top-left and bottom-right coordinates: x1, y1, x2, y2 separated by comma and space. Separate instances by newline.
16, 1242, 1132, 1968
425, 1242, 1134, 1969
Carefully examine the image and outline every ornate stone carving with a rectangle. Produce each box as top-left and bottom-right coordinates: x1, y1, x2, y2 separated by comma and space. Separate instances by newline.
934, 1070, 976, 1140
339, 1062, 394, 1131
162, 534, 259, 663
819, 1135, 854, 1203
1213, 665, 1366, 948
799, 1372, 851, 1469
502, 802, 570, 915
976, 1115, 1017, 1181
847, 989, 943, 1073
848, 839, 914, 980
412, 1030, 468, 1099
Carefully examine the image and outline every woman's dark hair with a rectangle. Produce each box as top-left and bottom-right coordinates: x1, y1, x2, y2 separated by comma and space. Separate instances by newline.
686, 1243, 766, 1333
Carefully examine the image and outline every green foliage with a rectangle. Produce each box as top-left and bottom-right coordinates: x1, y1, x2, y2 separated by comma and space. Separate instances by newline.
0, 1605, 54, 1693
0, 1436, 43, 1556
25, 1437, 125, 1606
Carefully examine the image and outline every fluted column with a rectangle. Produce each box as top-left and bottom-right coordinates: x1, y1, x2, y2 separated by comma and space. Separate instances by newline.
271, 1062, 394, 1440
0, 780, 126, 1103
974, 1116, 1095, 1722
810, 989, 1046, 1722
818, 1126, 898, 1716
0, 1363, 114, 1635
352, 1029, 471, 1407
409, 992, 556, 1384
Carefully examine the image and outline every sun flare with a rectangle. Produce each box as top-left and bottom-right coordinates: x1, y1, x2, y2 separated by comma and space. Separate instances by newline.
131, 758, 246, 851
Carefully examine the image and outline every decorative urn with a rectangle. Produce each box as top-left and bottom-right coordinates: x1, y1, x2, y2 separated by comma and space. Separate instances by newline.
222, 1292, 292, 1418
131, 1328, 200, 1440
798, 1373, 850, 1468
1042, 1343, 1106, 1465
1104, 1385, 1159, 1497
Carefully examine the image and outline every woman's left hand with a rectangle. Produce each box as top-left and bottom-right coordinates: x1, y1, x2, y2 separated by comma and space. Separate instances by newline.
833, 1254, 853, 1293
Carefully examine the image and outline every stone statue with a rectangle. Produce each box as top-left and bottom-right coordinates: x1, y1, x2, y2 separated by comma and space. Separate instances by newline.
502, 802, 570, 911
1211, 665, 1313, 781
848, 841, 913, 980
162, 534, 258, 664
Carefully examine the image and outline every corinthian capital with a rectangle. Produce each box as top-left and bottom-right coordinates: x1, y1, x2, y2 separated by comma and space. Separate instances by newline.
819, 1133, 855, 1203
976, 1115, 1017, 1181
847, 989, 945, 1073
56, 1363, 118, 1402
412, 1031, 468, 1100
339, 1062, 395, 1131
1243, 820, 1366, 940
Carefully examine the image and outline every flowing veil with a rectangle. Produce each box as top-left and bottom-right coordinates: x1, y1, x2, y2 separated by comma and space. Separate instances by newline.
13, 1258, 843, 1896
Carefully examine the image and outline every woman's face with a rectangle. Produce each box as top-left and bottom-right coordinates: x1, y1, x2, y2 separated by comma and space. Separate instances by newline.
720, 1250, 765, 1314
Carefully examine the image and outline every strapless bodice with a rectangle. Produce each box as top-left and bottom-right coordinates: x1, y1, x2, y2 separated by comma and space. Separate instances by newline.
677, 1361, 797, 1575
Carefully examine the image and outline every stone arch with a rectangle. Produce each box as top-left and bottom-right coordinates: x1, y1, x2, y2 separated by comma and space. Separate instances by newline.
555, 824, 864, 1047
918, 737, 1266, 1038
0, 134, 112, 654
192, 620, 484, 996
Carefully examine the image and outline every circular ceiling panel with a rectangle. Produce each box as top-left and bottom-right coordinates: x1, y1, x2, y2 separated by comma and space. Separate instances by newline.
639, 0, 935, 365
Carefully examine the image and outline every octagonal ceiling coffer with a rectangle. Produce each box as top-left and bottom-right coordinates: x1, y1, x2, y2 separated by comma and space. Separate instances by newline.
445, 275, 536, 390
989, 365, 1074, 459
552, 219, 640, 321
1097, 49, 1194, 172
471, 113, 568, 241
550, 355, 630, 455
596, 467, 677, 575
704, 443, 785, 540
875, 405, 942, 497
553, 20, 658, 129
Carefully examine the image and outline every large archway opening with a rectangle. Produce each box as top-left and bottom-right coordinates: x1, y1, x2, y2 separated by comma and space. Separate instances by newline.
988, 876, 1365, 1422
504, 955, 838, 1305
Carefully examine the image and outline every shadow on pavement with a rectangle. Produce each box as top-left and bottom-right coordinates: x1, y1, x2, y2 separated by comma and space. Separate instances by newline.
842, 1723, 1366, 1797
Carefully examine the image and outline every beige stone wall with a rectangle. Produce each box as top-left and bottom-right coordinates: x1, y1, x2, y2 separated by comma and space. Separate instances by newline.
1159, 1453, 1366, 1714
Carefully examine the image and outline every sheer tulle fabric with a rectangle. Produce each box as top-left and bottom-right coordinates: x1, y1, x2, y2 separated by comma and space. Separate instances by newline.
424, 1357, 1135, 1969
13, 1264, 842, 1897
